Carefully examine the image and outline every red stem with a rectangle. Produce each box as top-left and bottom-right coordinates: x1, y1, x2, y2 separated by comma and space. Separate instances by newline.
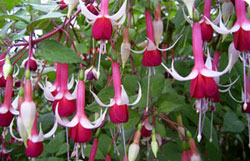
33, 61, 47, 91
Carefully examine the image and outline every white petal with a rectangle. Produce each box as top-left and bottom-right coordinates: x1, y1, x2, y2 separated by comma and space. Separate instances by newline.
108, 0, 127, 21
12, 96, 19, 110
80, 108, 107, 129
44, 88, 55, 101
205, 49, 212, 70
242, 21, 250, 31
38, 82, 45, 90
86, 18, 96, 24
222, 1, 234, 24
182, 0, 195, 19
9, 107, 19, 115
65, 92, 76, 100
43, 120, 58, 138
71, 85, 78, 99
201, 52, 233, 77
228, 42, 240, 71
13, 64, 19, 78
128, 82, 142, 106
20, 101, 36, 137
78, 0, 97, 21
219, 76, 239, 88
111, 15, 126, 25
161, 62, 198, 81
245, 0, 250, 6
213, 12, 221, 25
129, 47, 146, 54
157, 35, 182, 52
55, 103, 78, 127
10, 118, 23, 142
146, 38, 157, 51
32, 124, 44, 143
55, 92, 63, 100
90, 88, 115, 107
204, 16, 231, 34
182, 8, 193, 25
67, 74, 74, 90
119, 85, 129, 105
0, 106, 8, 114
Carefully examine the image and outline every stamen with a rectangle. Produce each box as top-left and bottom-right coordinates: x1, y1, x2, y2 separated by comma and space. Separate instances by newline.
210, 110, 214, 142
66, 127, 70, 161
121, 124, 128, 161
81, 143, 85, 159
243, 53, 248, 107
197, 99, 202, 142
97, 42, 103, 75
146, 67, 152, 112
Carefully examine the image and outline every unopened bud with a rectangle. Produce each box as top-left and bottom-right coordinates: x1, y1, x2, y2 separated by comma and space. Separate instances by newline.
153, 2, 163, 47
67, 0, 78, 18
3, 55, 13, 79
182, 0, 195, 19
151, 129, 158, 158
121, 27, 131, 69
193, 8, 200, 22
84, 66, 99, 81
128, 143, 139, 161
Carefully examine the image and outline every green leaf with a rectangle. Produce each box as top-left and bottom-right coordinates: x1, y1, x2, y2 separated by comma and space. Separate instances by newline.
55, 143, 67, 156
122, 75, 138, 95
158, 101, 179, 113
150, 74, 165, 97
222, 111, 245, 133
37, 40, 84, 64
158, 143, 182, 161
155, 122, 166, 138
45, 130, 65, 154
27, 12, 66, 32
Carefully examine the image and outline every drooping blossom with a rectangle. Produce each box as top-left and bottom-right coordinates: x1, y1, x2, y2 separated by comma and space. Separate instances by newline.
90, 62, 141, 123
85, 65, 99, 81
79, 0, 127, 74
200, 0, 214, 42
131, 10, 181, 67
206, 0, 250, 51
41, 63, 76, 117
0, 75, 17, 127
10, 71, 57, 157
55, 73, 107, 143
161, 22, 233, 99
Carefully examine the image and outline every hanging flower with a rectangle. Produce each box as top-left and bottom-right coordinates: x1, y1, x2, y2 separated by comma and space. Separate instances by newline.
161, 22, 233, 99
79, 0, 127, 41
121, 27, 131, 68
153, 2, 163, 47
0, 75, 17, 127
55, 71, 107, 143
90, 62, 141, 123
130, 10, 181, 67
128, 124, 142, 161
21, 56, 38, 71
85, 65, 99, 81
206, 0, 250, 51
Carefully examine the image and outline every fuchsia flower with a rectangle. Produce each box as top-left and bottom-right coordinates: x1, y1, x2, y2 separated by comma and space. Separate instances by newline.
161, 22, 233, 99
79, 0, 127, 41
55, 76, 107, 143
131, 10, 181, 67
91, 62, 141, 123
10, 72, 57, 157
22, 56, 38, 71
182, 149, 192, 161
200, 0, 213, 42
0, 75, 17, 127
206, 0, 250, 51
40, 63, 76, 117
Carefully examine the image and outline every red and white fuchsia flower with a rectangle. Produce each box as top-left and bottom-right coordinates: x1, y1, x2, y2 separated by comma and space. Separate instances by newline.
10, 71, 57, 158
131, 10, 181, 67
55, 71, 106, 142
206, 0, 250, 51
91, 62, 141, 123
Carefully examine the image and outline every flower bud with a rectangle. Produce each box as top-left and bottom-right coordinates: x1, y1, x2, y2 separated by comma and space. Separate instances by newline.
182, 0, 195, 19
121, 27, 131, 68
67, 0, 78, 18
151, 129, 158, 158
84, 66, 99, 81
222, 1, 234, 23
3, 55, 13, 80
128, 143, 139, 161
153, 2, 163, 47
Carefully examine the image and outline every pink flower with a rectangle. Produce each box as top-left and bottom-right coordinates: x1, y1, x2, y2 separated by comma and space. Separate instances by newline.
91, 62, 141, 123
79, 0, 127, 41
41, 63, 76, 117
55, 77, 106, 143
206, 0, 250, 51
200, 0, 213, 42
162, 22, 233, 99
0, 75, 17, 127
